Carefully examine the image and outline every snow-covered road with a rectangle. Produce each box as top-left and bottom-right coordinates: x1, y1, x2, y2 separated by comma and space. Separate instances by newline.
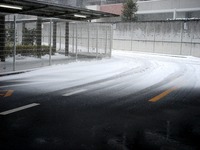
1, 50, 200, 150
1, 50, 200, 98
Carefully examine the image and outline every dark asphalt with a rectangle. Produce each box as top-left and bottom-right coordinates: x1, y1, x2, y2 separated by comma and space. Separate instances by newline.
0, 78, 200, 150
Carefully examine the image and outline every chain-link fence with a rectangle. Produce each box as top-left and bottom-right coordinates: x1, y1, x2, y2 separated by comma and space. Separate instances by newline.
69, 22, 112, 59
0, 15, 113, 73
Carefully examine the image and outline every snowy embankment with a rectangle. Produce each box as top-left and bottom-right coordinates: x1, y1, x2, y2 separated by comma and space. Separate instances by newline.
1, 50, 200, 94
5, 53, 68, 62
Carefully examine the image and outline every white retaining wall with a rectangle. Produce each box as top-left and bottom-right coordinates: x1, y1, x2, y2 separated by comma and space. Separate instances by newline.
113, 20, 200, 57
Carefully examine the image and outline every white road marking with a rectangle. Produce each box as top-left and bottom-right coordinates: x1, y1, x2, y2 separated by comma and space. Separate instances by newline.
62, 89, 87, 97
0, 103, 40, 115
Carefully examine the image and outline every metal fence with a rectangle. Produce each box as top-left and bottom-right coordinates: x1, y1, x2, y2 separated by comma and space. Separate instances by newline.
69, 22, 112, 59
0, 15, 113, 73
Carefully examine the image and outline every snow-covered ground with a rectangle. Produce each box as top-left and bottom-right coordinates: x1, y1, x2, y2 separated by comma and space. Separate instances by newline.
1, 50, 200, 96
0, 53, 72, 73
4, 53, 69, 63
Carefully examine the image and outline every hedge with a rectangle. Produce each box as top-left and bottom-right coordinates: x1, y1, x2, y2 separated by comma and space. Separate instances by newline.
5, 45, 52, 57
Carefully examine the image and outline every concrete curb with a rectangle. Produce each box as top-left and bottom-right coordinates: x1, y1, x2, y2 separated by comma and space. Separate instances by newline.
0, 69, 35, 77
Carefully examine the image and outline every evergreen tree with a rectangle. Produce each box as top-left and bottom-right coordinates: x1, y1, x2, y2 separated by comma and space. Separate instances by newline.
121, 0, 138, 22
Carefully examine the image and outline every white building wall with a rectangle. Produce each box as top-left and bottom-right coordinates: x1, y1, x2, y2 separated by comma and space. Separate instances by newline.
85, 0, 200, 21
137, 0, 200, 20
138, 0, 200, 12
113, 21, 200, 57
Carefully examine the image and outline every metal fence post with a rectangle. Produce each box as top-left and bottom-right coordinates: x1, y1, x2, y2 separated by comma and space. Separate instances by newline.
88, 23, 90, 53
161, 22, 164, 51
96, 25, 99, 59
80, 24, 82, 51
75, 23, 78, 61
180, 22, 183, 55
72, 23, 75, 53
131, 23, 133, 51
109, 24, 113, 58
49, 19, 52, 65
13, 15, 16, 71
105, 27, 108, 55
59, 23, 62, 51
145, 22, 148, 44
190, 35, 194, 56
42, 23, 44, 46
153, 22, 156, 53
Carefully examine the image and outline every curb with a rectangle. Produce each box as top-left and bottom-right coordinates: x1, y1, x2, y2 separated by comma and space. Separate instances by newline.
0, 69, 35, 77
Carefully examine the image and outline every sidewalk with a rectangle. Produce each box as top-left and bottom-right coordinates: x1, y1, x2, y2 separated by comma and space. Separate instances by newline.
0, 53, 102, 76
0, 53, 74, 76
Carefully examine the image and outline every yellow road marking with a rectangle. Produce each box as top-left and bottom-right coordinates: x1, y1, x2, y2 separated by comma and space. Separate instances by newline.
4, 90, 14, 97
149, 87, 177, 102
0, 90, 14, 97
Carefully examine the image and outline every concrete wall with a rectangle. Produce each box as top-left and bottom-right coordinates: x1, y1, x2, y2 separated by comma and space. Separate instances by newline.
113, 20, 200, 57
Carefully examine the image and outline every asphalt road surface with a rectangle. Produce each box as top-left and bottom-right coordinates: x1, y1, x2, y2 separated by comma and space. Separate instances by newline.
0, 51, 200, 150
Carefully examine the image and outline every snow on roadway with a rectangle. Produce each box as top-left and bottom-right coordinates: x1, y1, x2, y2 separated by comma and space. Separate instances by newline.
114, 50, 200, 89
1, 50, 200, 94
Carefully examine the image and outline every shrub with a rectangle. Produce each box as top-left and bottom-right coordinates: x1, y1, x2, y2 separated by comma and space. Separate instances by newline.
5, 45, 51, 58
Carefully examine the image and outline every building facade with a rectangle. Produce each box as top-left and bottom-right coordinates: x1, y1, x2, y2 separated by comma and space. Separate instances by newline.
137, 0, 200, 21
86, 0, 200, 22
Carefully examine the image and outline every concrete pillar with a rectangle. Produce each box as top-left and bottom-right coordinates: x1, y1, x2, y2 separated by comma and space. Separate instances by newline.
65, 22, 69, 56
53, 21, 57, 55
173, 9, 177, 20
36, 17, 42, 58
0, 15, 5, 62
